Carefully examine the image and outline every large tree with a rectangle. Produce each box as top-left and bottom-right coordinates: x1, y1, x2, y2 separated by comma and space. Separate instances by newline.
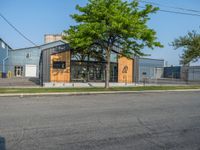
172, 30, 200, 65
63, 0, 162, 88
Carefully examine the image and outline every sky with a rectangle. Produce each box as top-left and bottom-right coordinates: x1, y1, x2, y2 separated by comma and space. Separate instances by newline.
0, 0, 200, 66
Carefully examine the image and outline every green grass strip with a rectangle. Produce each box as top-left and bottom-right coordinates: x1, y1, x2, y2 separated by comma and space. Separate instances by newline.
0, 85, 200, 94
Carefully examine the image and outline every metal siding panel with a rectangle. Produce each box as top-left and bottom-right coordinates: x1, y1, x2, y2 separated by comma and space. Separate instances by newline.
8, 47, 42, 77
188, 66, 200, 81
46, 50, 50, 82
41, 44, 70, 83
138, 58, 164, 81
42, 49, 51, 83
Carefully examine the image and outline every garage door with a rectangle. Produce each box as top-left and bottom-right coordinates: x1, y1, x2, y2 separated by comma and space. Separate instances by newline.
25, 65, 37, 77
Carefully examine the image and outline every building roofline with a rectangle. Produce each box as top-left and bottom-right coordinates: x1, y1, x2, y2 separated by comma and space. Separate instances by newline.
188, 65, 200, 67
164, 66, 181, 68
139, 57, 164, 61
12, 45, 40, 51
12, 40, 68, 51
164, 65, 200, 68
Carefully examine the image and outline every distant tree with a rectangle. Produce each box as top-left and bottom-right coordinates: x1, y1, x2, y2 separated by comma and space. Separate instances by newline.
63, 0, 163, 88
172, 30, 200, 65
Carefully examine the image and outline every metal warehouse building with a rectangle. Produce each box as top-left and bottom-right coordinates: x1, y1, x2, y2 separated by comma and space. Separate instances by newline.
2, 40, 66, 78
0, 37, 166, 86
163, 66, 200, 82
136, 58, 164, 82
188, 66, 200, 81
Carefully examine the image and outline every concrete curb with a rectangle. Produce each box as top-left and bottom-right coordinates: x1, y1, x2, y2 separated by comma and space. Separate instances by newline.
0, 89, 200, 97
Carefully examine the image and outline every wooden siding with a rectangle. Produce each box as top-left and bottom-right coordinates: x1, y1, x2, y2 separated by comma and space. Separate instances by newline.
118, 56, 134, 83
50, 51, 70, 82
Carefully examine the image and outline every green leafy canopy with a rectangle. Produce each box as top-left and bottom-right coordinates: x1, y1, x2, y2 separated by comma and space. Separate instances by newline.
63, 0, 163, 58
172, 30, 200, 65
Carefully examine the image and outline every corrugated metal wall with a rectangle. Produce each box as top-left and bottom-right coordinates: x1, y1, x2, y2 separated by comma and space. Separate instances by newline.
0, 39, 11, 73
40, 44, 70, 84
138, 58, 164, 81
4, 41, 68, 78
6, 47, 41, 77
188, 66, 200, 81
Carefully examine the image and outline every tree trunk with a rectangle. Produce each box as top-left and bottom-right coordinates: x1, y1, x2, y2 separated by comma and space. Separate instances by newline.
105, 47, 111, 88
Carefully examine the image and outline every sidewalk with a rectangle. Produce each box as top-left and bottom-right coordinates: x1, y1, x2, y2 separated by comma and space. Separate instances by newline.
43, 82, 191, 88
0, 78, 39, 87
0, 81, 200, 89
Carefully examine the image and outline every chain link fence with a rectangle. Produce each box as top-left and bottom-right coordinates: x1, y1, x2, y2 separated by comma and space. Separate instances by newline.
137, 66, 200, 85
0, 64, 200, 86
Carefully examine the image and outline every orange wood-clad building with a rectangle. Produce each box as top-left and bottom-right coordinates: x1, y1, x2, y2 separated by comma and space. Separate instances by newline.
39, 41, 135, 85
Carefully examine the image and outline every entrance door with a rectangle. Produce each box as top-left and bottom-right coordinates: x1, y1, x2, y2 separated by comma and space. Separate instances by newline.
110, 65, 118, 82
14, 66, 23, 77
89, 66, 95, 81
89, 65, 104, 82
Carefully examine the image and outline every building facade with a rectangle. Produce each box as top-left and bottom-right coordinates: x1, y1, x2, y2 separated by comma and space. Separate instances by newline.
39, 43, 135, 85
2, 41, 66, 78
0, 37, 166, 85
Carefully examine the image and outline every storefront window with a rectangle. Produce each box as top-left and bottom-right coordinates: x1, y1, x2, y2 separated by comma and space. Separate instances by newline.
53, 61, 66, 69
88, 64, 105, 81
110, 63, 118, 82
71, 52, 89, 61
70, 49, 118, 82
72, 51, 117, 62
71, 61, 118, 82
110, 51, 117, 63
71, 62, 88, 82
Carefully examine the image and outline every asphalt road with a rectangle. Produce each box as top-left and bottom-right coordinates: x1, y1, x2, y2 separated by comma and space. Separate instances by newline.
0, 91, 200, 150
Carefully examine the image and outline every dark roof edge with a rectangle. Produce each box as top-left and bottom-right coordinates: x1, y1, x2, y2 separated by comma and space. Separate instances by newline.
139, 57, 164, 61
0, 38, 12, 49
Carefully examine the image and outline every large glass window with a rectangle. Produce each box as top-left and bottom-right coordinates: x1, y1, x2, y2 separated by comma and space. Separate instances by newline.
88, 64, 105, 81
71, 62, 88, 82
110, 51, 117, 63
53, 61, 66, 69
110, 63, 118, 82
71, 61, 118, 82
71, 46, 119, 63
71, 53, 89, 61
70, 49, 119, 82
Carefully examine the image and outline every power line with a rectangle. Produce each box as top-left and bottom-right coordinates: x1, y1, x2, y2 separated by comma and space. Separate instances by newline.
0, 12, 38, 46
139, 0, 200, 14
139, 6, 200, 17
158, 9, 200, 17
